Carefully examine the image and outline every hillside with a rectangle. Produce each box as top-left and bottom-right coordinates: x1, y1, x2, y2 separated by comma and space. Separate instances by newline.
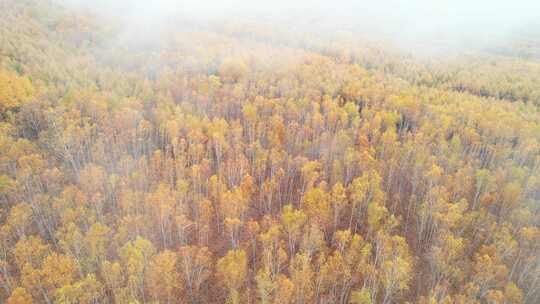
1, 1, 539, 303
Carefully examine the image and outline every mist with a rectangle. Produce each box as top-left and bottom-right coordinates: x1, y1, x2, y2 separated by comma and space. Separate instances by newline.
58, 0, 540, 56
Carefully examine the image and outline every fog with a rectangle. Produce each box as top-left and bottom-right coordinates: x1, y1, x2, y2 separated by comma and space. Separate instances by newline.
60, 0, 540, 55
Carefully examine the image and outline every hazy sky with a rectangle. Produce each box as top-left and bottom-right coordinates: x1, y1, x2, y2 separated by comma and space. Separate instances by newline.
62, 0, 540, 21
60, 0, 540, 51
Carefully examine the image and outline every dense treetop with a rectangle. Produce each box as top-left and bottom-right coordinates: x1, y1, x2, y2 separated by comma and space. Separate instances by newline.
0, 1, 539, 303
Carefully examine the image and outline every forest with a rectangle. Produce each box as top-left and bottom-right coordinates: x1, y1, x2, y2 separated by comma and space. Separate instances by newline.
0, 0, 539, 303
